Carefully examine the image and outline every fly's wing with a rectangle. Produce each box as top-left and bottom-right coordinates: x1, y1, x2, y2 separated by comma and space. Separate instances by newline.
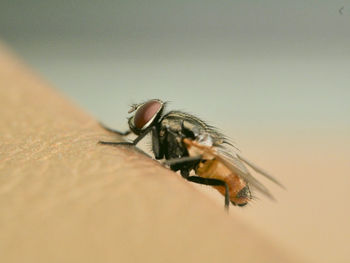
236, 154, 285, 189
184, 138, 280, 200
215, 148, 277, 200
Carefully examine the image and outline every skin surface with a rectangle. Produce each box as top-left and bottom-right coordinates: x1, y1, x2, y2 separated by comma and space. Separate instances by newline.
0, 43, 303, 263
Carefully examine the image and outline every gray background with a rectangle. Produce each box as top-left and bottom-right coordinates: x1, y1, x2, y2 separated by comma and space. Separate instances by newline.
1, 0, 349, 135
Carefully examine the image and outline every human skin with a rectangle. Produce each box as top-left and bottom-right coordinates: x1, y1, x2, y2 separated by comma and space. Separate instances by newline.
0, 44, 302, 263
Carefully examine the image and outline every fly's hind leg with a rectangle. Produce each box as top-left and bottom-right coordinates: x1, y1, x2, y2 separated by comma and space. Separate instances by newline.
165, 157, 230, 209
181, 170, 230, 211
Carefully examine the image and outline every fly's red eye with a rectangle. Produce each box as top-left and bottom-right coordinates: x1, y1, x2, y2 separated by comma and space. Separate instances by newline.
134, 100, 162, 129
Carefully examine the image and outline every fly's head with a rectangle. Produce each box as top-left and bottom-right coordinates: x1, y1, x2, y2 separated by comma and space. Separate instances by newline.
127, 99, 165, 135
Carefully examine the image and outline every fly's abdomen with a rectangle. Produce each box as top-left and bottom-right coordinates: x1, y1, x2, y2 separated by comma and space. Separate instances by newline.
213, 175, 251, 206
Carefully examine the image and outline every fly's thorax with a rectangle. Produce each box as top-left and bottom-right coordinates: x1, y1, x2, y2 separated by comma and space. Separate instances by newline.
127, 99, 164, 134
159, 124, 189, 160
158, 116, 192, 159
159, 117, 182, 134
162, 111, 227, 146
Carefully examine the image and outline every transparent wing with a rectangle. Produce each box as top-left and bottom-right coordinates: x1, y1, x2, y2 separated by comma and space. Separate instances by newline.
236, 154, 286, 189
215, 148, 276, 200
184, 138, 282, 200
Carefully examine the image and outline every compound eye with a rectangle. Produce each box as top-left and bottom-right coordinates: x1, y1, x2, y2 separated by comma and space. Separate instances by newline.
134, 100, 163, 129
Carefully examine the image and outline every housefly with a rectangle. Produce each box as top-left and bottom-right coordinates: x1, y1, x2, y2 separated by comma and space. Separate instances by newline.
99, 99, 284, 210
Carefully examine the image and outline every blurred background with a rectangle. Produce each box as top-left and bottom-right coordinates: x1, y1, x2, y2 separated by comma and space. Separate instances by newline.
1, 1, 349, 262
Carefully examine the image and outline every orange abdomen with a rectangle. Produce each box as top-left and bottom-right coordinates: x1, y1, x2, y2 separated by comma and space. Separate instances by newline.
196, 159, 251, 206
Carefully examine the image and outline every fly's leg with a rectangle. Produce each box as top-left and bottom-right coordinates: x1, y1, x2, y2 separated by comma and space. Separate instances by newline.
99, 126, 151, 146
188, 177, 230, 211
98, 141, 135, 146
151, 126, 163, 159
181, 169, 230, 211
165, 156, 229, 209
164, 156, 202, 166
163, 155, 202, 174
99, 122, 131, 136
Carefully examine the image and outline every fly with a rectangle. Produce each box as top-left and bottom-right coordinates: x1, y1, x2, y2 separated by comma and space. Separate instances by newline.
99, 99, 284, 210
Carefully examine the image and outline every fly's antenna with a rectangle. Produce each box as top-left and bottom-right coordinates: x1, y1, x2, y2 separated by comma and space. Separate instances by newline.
128, 103, 139, 113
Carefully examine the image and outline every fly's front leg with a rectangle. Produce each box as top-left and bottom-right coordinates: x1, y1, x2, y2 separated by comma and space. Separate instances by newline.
99, 122, 131, 136
98, 141, 135, 146
99, 126, 151, 146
